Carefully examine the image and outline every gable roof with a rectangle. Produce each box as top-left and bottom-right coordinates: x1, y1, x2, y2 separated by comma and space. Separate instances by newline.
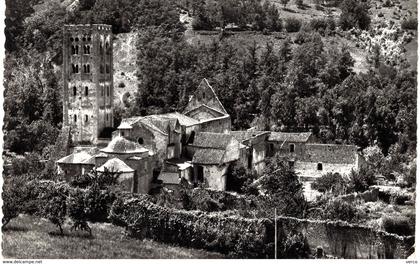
230, 130, 270, 143
190, 132, 234, 149
183, 78, 228, 116
301, 144, 358, 164
118, 114, 181, 135
57, 151, 95, 165
184, 104, 226, 119
97, 158, 135, 173
192, 148, 227, 164
268, 132, 312, 143
101, 136, 149, 154
156, 112, 200, 127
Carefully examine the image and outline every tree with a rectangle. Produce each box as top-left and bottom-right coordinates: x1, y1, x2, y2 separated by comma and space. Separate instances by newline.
311, 172, 347, 195
281, 0, 290, 9
259, 154, 307, 217
339, 0, 371, 30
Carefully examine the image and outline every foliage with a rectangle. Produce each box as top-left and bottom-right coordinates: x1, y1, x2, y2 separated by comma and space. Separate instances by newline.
285, 18, 302, 32
339, 0, 371, 30
401, 18, 417, 30
258, 154, 307, 218
323, 199, 361, 222
109, 194, 273, 258
281, 230, 311, 258
311, 172, 347, 195
189, 0, 282, 32
347, 167, 376, 193
226, 163, 258, 194
34, 181, 69, 234
382, 215, 414, 236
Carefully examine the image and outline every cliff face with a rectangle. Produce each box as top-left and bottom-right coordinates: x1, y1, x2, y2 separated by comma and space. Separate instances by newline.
112, 32, 139, 107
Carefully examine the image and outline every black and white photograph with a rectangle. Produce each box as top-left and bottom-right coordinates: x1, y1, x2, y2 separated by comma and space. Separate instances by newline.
1, 0, 418, 260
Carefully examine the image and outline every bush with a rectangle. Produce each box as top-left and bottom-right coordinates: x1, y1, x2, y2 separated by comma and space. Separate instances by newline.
383, 216, 413, 236
34, 181, 69, 234
347, 167, 376, 193
281, 230, 311, 258
339, 0, 371, 30
323, 199, 361, 222
285, 18, 302, 32
401, 18, 417, 30
109, 194, 273, 258
311, 172, 347, 195
226, 163, 258, 194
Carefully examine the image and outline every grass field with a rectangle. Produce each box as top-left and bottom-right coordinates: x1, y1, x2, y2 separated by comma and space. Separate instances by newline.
2, 214, 225, 259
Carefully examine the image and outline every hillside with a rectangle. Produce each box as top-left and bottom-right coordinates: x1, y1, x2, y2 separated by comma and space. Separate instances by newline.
113, 32, 139, 106
181, 0, 417, 72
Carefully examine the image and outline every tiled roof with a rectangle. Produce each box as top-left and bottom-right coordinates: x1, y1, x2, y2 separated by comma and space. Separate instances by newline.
190, 132, 233, 149
184, 104, 227, 118
268, 132, 312, 143
192, 148, 227, 164
118, 114, 181, 135
56, 151, 95, 165
230, 130, 269, 143
101, 136, 149, 154
97, 158, 135, 173
301, 144, 358, 164
157, 112, 200, 127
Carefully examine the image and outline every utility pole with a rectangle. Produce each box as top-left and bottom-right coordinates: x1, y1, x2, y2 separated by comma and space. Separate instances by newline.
274, 208, 277, 259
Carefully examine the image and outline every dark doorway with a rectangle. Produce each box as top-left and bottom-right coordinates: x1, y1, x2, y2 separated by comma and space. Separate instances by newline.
197, 165, 204, 183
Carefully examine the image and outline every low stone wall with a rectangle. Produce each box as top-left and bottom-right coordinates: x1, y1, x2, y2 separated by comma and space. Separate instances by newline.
109, 195, 273, 258
109, 193, 414, 259
275, 216, 414, 259
338, 188, 379, 203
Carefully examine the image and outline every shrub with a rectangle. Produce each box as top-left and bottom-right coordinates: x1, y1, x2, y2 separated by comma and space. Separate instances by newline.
347, 167, 376, 193
34, 181, 69, 234
339, 0, 371, 30
323, 199, 360, 222
401, 18, 417, 30
311, 172, 347, 195
109, 194, 273, 258
285, 18, 302, 32
383, 216, 413, 236
281, 230, 311, 258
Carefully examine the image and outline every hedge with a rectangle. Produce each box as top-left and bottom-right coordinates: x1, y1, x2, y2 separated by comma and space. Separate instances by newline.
109, 195, 274, 258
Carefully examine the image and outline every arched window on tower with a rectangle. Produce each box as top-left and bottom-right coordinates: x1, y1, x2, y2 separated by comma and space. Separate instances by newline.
106, 64, 110, 74
85, 86, 88, 96
75, 45, 79, 54
73, 86, 77, 96
105, 41, 110, 54
138, 137, 144, 144
74, 114, 77, 122
72, 64, 79, 73
100, 43, 104, 55
106, 86, 110, 97
101, 86, 104, 96
85, 115, 88, 123
100, 64, 104, 74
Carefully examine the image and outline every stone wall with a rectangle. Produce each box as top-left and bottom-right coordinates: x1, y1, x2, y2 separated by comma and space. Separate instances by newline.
275, 216, 414, 259
198, 116, 231, 133
203, 164, 229, 191
295, 161, 357, 179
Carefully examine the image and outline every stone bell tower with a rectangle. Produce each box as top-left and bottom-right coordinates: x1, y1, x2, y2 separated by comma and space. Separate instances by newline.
63, 24, 114, 144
